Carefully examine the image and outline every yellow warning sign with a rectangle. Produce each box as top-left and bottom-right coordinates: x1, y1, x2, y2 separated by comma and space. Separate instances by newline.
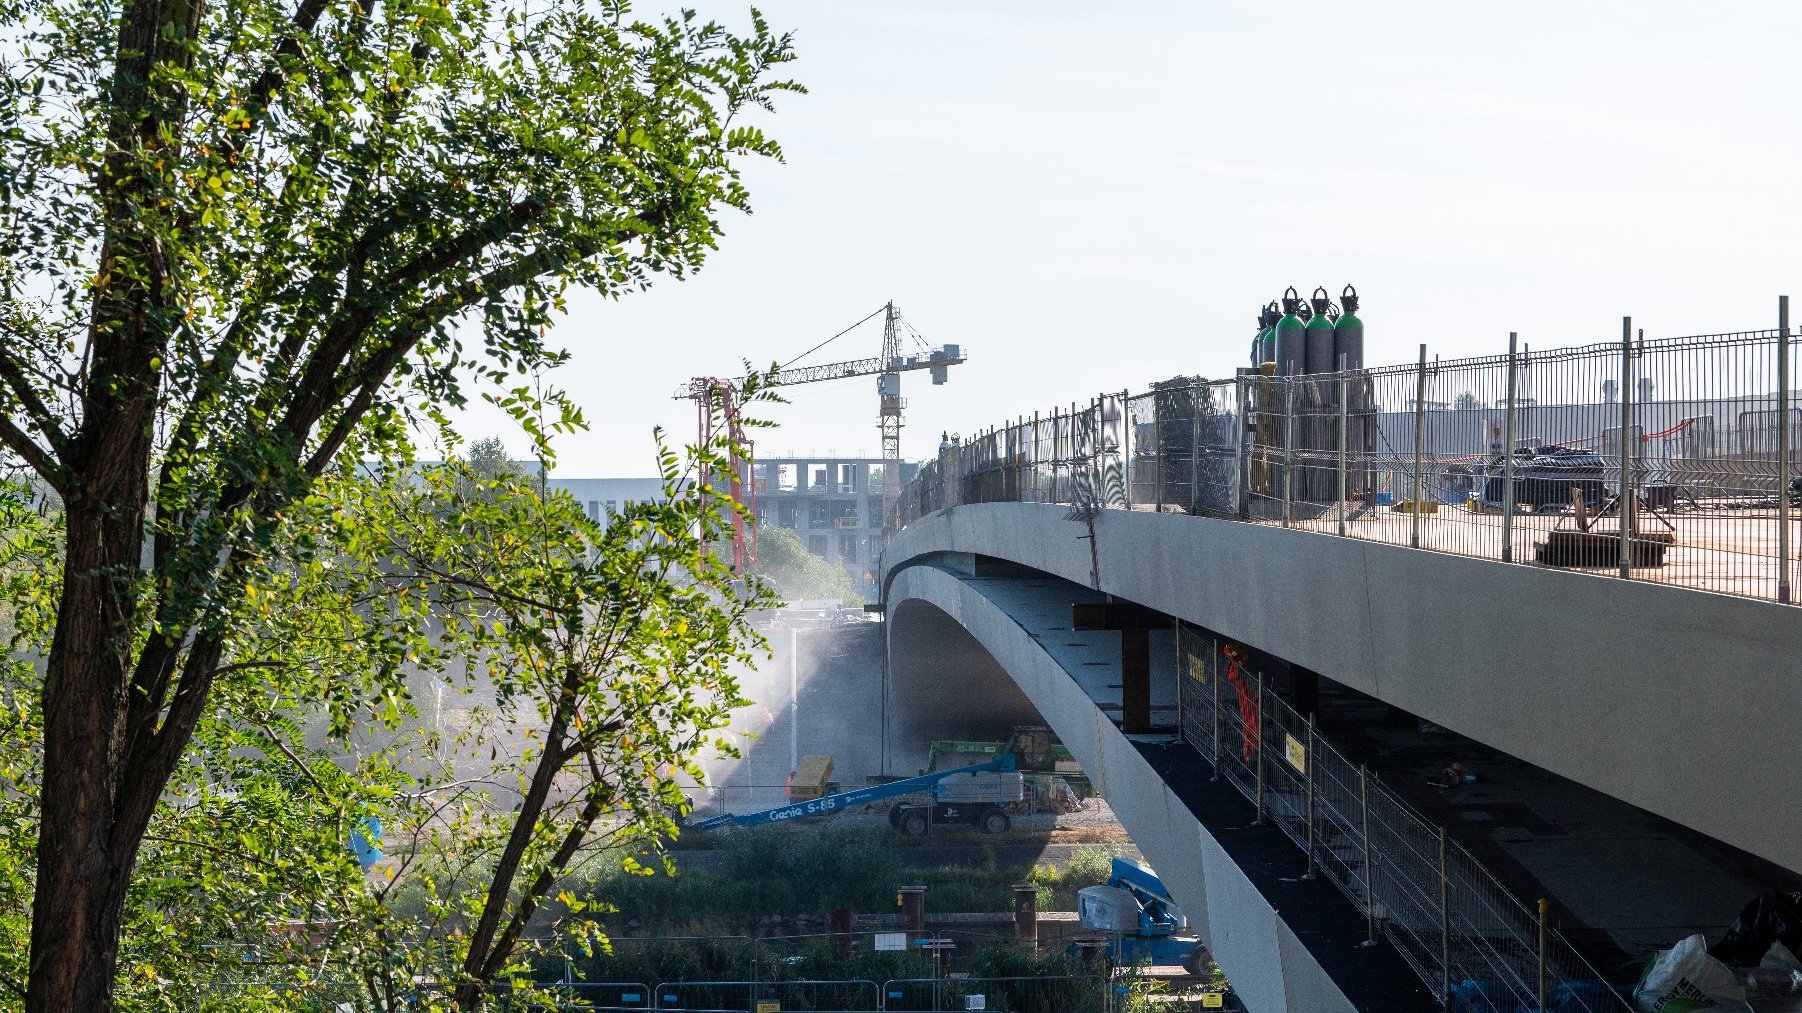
1284, 733, 1306, 773
1201, 992, 1225, 1008
1187, 654, 1208, 683
755, 1003, 781, 1013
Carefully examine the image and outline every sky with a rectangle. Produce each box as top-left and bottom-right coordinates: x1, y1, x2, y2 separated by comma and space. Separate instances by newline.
462, 0, 1802, 476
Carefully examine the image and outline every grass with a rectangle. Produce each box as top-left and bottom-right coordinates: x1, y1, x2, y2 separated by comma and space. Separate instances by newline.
570, 830, 1137, 936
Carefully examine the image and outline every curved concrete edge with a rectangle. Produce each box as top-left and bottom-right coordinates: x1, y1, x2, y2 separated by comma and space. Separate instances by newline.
881, 503, 1802, 876
887, 564, 1358, 1013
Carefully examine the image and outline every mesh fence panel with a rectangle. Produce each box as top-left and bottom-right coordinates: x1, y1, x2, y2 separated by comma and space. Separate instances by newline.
892, 328, 1802, 607
1172, 631, 1632, 1010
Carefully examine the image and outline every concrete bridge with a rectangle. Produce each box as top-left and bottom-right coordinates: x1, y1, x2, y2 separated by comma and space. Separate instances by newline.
878, 501, 1802, 1011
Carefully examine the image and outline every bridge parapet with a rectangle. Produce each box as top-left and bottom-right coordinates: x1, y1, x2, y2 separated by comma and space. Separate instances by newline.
892, 324, 1802, 607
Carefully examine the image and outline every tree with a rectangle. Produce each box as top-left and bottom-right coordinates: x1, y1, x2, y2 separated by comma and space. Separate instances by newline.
0, 0, 798, 1004
1453, 391, 1483, 411
752, 525, 857, 602
246, 431, 771, 1009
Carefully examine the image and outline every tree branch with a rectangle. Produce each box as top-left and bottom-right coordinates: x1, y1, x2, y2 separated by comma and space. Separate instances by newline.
0, 416, 63, 494
0, 344, 69, 458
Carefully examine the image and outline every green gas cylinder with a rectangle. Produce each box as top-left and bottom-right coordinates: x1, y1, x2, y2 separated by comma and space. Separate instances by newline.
1257, 302, 1279, 368
1273, 287, 1306, 376
1305, 286, 1336, 374
1334, 285, 1364, 372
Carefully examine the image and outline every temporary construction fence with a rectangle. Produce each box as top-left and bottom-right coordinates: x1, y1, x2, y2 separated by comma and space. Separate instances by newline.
891, 311, 1802, 606
492, 973, 1156, 1012
1174, 625, 1631, 1012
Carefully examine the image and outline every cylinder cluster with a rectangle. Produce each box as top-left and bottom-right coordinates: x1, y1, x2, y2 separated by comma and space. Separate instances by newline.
1252, 284, 1363, 375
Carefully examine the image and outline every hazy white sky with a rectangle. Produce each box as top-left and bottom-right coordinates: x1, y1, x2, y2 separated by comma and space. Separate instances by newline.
469, 0, 1802, 475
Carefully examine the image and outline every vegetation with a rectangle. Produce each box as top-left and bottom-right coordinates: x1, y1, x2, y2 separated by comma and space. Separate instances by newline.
0, 0, 798, 1003
752, 525, 860, 602
562, 829, 1131, 935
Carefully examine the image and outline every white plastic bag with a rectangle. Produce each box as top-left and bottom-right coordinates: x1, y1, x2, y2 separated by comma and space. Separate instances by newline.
1747, 940, 1802, 1011
1635, 934, 1752, 1013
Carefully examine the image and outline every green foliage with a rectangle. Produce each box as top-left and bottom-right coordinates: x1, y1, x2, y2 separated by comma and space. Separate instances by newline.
1062, 844, 1131, 887
0, 0, 800, 1001
0, 416, 779, 1010
752, 525, 858, 603
581, 829, 902, 933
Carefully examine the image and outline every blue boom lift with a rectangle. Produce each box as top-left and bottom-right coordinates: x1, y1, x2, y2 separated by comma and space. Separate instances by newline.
692, 754, 1022, 836
1075, 857, 1209, 974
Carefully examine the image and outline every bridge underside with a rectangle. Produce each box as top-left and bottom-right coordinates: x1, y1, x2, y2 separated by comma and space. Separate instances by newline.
886, 562, 1437, 1013
881, 502, 1802, 1011
881, 503, 1802, 877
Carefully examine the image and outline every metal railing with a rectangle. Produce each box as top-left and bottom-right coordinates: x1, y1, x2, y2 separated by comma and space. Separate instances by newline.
1175, 625, 1631, 1012
891, 314, 1802, 606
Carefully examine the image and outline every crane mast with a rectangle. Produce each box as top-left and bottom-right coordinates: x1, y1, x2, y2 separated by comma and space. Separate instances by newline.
878, 302, 905, 526
679, 301, 965, 570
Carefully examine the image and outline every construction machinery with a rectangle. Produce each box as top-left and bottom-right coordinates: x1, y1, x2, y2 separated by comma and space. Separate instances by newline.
691, 754, 1023, 836
927, 727, 1091, 812
677, 302, 967, 570
1075, 857, 1210, 975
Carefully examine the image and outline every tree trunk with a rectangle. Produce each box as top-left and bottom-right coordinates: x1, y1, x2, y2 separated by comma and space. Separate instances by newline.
27, 484, 146, 1011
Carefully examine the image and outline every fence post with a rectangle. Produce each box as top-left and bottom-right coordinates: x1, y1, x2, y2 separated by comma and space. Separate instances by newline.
1779, 297, 1792, 603
1337, 353, 1349, 537
1359, 764, 1377, 947
1119, 390, 1133, 510
1151, 395, 1161, 512
1438, 828, 1451, 1004
1210, 646, 1222, 779
1619, 317, 1634, 579
1252, 668, 1266, 824
1234, 373, 1250, 519
1282, 378, 1296, 527
1303, 712, 1317, 880
1190, 384, 1204, 514
1093, 394, 1105, 511
1501, 332, 1519, 563
1411, 344, 1428, 549
1537, 898, 1549, 1013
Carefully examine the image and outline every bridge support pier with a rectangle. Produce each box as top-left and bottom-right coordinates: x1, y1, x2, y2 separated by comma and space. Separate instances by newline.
1072, 601, 1165, 734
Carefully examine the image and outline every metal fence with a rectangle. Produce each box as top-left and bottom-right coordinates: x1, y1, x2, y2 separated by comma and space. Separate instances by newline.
1175, 625, 1632, 1012
893, 313, 1802, 606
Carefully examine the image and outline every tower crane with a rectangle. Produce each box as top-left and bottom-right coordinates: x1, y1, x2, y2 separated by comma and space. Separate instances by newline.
677, 302, 966, 571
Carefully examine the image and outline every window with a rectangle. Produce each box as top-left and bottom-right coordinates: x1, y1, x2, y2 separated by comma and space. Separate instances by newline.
587, 501, 599, 521
838, 533, 859, 560
807, 535, 829, 558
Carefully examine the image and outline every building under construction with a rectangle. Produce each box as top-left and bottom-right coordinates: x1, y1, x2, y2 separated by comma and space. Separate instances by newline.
749, 455, 920, 593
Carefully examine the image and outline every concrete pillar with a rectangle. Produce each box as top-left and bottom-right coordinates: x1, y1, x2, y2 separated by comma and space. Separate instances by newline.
829, 907, 854, 956
898, 885, 926, 937
1122, 628, 1151, 734
1012, 886, 1039, 946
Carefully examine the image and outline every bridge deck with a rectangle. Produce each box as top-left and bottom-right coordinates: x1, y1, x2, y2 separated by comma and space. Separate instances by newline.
1223, 503, 1795, 601
933, 562, 1794, 987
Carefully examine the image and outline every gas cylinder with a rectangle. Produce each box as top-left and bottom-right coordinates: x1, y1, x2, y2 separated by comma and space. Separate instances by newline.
1273, 287, 1306, 376
1333, 285, 1364, 372
1251, 309, 1266, 368
1305, 286, 1336, 374
1258, 302, 1279, 368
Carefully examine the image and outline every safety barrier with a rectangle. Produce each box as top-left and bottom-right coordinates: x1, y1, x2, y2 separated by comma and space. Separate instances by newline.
1175, 625, 1632, 1012
893, 318, 1802, 606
